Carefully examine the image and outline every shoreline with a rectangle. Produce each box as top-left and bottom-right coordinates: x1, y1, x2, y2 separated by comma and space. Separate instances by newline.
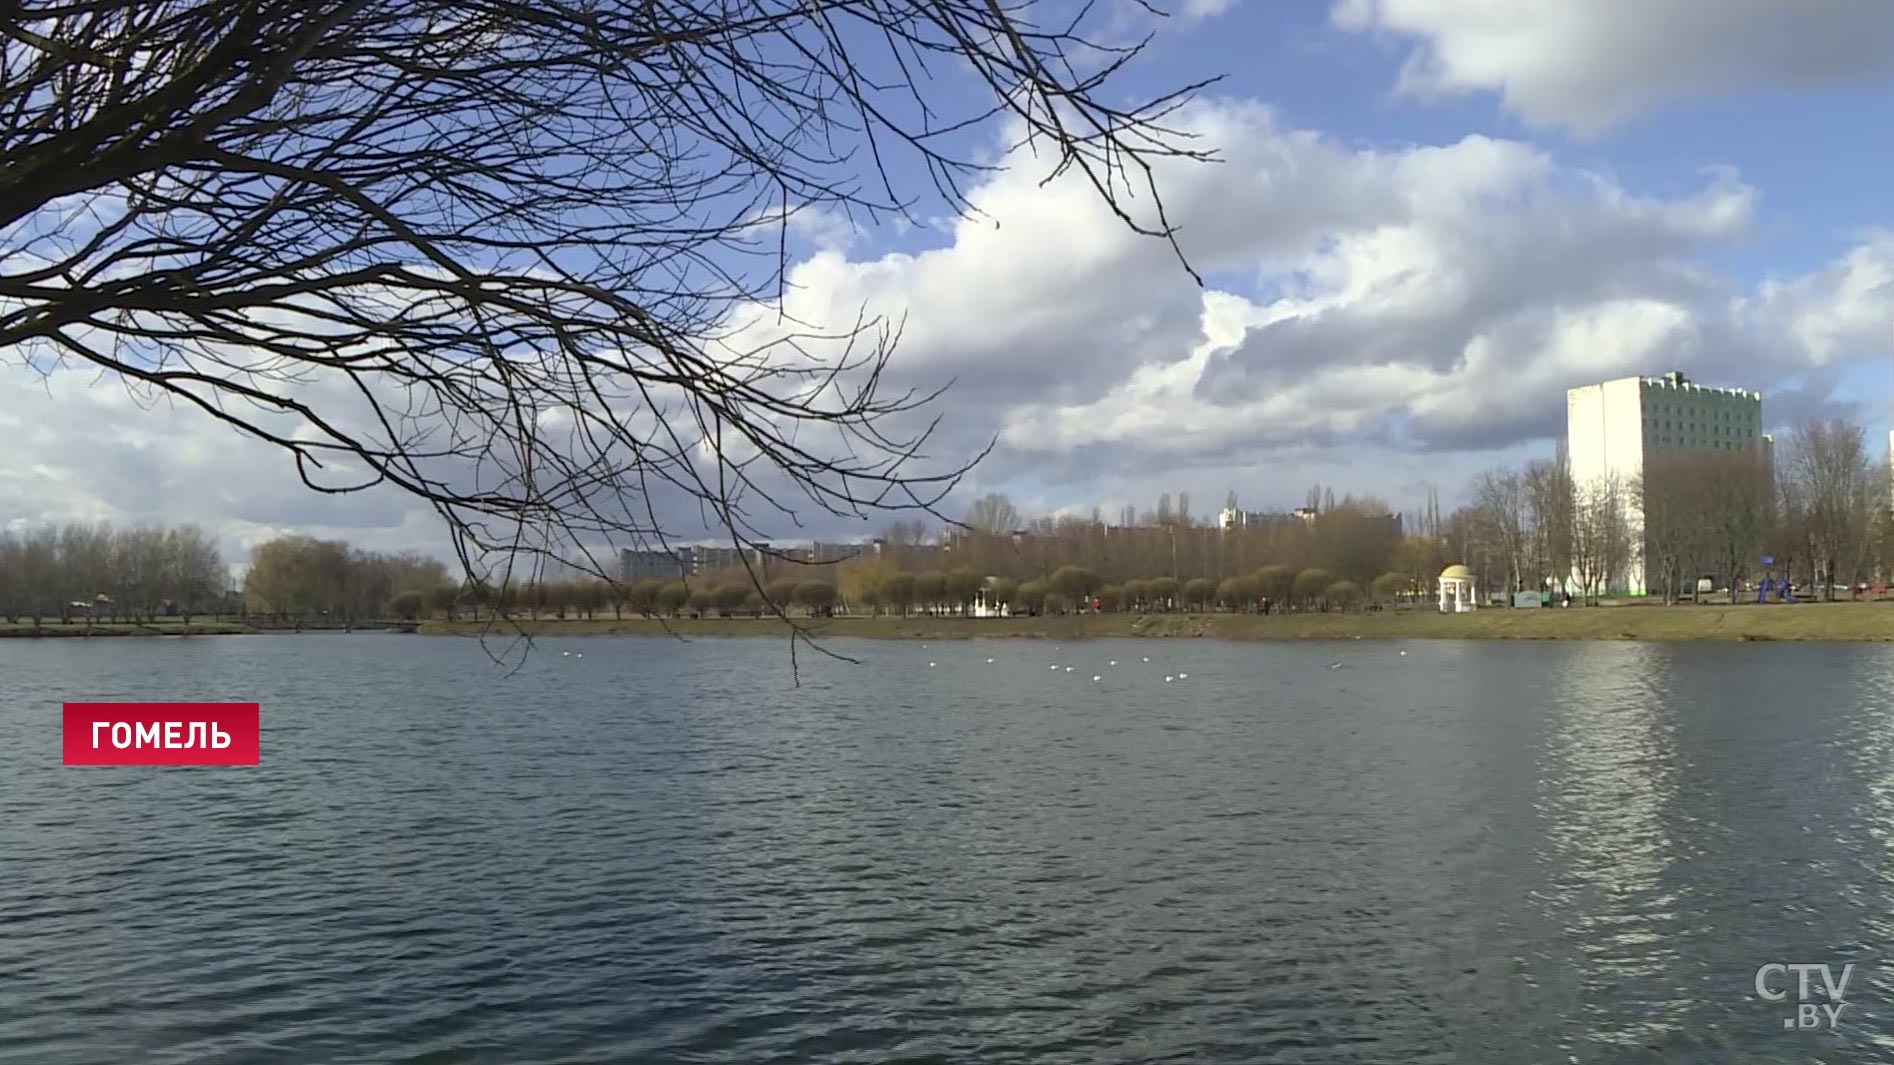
0, 621, 251, 639
0, 620, 409, 638
414, 602, 1894, 643
6, 602, 1890, 642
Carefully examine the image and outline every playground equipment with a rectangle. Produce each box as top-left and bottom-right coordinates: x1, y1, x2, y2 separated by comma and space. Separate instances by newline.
1756, 575, 1797, 603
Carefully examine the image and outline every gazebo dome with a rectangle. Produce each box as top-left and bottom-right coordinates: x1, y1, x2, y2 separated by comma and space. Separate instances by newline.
1437, 563, 1477, 613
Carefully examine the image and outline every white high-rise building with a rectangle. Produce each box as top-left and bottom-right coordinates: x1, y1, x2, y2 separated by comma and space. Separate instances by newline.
1218, 500, 1242, 531
1565, 371, 1765, 594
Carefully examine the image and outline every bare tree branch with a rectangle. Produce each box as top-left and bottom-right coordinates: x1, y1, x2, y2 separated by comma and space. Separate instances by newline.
1, 0, 1212, 634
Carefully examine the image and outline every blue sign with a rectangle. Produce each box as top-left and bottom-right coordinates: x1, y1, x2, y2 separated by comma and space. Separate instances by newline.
1761, 555, 1775, 567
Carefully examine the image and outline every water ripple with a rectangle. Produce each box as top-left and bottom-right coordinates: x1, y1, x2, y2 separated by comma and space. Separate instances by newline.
2, 636, 1893, 1062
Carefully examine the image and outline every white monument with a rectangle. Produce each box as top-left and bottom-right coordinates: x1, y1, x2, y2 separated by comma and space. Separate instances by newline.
971, 582, 1011, 618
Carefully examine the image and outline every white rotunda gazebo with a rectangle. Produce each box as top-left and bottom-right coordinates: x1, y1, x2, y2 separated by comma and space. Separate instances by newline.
1437, 564, 1477, 614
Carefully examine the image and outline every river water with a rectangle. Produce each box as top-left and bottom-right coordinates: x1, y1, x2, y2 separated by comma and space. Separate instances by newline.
2, 634, 1892, 1063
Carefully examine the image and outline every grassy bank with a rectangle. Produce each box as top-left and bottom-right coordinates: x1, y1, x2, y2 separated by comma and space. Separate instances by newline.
10, 603, 1886, 642
0, 619, 250, 638
418, 600, 1894, 643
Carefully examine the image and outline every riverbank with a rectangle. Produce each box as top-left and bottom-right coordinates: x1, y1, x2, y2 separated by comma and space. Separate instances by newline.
0, 620, 250, 638
9, 601, 1887, 641
418, 600, 1894, 642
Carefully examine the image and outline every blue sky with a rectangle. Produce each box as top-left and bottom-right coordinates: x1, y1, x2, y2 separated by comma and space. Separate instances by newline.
836, 1, 1890, 287
1247, 4, 1877, 289
8, 0, 1894, 558
754, 1, 1894, 524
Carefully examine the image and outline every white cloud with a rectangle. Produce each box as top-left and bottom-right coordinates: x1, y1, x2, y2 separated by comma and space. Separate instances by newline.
708, 100, 1894, 515
0, 360, 437, 566
8, 100, 1894, 550
1751, 233, 1894, 366
1333, 0, 1894, 132
1178, 0, 1241, 22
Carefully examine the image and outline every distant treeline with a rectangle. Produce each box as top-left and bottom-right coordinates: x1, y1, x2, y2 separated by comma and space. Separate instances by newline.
821, 493, 1413, 615
475, 578, 842, 620
11, 415, 1883, 630
0, 524, 224, 623
243, 536, 451, 625
840, 415, 1894, 610
1455, 417, 1888, 603
865, 566, 1382, 615
239, 540, 848, 623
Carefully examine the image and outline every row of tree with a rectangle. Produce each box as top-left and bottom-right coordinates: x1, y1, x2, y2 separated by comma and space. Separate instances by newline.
859, 490, 1405, 595
0, 524, 224, 624
0, 524, 854, 626
8, 418, 1885, 628
243, 537, 453, 625
1456, 417, 1887, 603
852, 564, 1400, 615
440, 578, 843, 621
355, 566, 1400, 621
834, 416, 1893, 611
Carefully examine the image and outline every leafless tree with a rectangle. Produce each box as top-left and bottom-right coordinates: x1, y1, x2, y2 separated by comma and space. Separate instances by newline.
0, 531, 16, 622
0, 519, 224, 623
1873, 507, 1894, 586
1309, 496, 1401, 586
1472, 467, 1526, 595
1571, 472, 1628, 603
244, 533, 447, 624
1632, 452, 1705, 604
1523, 454, 1572, 594
1594, 474, 1633, 599
59, 523, 112, 620
1444, 505, 1500, 595
2, 0, 1211, 609
18, 528, 59, 624
113, 525, 169, 621
964, 493, 1020, 537
1698, 449, 1771, 601
1785, 418, 1882, 599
